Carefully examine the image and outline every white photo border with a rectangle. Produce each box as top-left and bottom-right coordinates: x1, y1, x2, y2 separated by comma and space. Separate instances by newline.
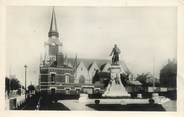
0, 0, 183, 117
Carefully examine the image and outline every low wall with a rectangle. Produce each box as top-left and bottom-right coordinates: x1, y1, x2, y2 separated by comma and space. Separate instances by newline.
6, 95, 26, 110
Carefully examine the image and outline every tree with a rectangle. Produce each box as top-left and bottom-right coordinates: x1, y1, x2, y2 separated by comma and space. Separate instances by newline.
5, 77, 10, 95
92, 70, 111, 88
28, 84, 35, 91
120, 73, 129, 86
136, 73, 151, 86
10, 78, 21, 90
160, 59, 177, 88
136, 73, 158, 87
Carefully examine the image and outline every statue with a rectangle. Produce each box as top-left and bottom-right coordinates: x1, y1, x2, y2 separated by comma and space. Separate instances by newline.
102, 44, 130, 97
109, 44, 121, 65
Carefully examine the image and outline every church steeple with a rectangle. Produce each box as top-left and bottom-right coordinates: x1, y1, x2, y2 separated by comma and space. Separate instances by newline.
45, 7, 63, 64
48, 7, 59, 38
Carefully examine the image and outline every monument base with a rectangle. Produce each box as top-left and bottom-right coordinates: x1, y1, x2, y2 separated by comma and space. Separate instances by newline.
102, 64, 130, 97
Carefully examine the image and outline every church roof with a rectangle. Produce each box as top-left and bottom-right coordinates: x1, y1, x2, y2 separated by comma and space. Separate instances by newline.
120, 60, 131, 74
88, 63, 93, 70
100, 63, 110, 71
77, 58, 110, 69
88, 62, 99, 70
67, 57, 130, 74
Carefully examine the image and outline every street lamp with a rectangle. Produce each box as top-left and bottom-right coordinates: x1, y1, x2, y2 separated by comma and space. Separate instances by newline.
24, 64, 27, 100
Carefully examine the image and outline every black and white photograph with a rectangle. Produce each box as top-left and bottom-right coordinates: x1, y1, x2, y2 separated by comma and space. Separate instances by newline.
4, 6, 177, 111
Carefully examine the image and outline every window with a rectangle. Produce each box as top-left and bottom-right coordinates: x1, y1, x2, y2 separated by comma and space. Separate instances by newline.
51, 73, 55, 82
79, 75, 85, 84
65, 75, 69, 83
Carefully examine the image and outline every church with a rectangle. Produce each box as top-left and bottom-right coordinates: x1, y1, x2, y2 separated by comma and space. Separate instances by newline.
39, 8, 132, 95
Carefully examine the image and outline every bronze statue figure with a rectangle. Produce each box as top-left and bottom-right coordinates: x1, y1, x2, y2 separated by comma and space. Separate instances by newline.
110, 44, 121, 65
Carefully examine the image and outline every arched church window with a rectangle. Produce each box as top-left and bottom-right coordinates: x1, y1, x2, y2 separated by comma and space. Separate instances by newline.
79, 75, 85, 84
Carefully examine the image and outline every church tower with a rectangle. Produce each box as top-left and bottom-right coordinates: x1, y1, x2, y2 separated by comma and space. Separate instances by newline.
39, 8, 76, 97
44, 8, 63, 64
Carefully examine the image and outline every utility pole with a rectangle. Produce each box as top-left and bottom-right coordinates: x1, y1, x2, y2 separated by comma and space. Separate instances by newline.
153, 57, 156, 91
24, 64, 27, 100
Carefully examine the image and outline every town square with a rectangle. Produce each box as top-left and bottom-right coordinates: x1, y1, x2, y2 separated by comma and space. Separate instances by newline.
5, 6, 176, 111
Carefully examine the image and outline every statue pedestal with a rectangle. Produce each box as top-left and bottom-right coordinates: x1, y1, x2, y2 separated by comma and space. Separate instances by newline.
102, 64, 130, 97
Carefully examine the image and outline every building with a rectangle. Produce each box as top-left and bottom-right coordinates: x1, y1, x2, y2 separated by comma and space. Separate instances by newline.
39, 8, 133, 95
88, 62, 100, 83
100, 63, 111, 72
75, 62, 90, 84
39, 8, 77, 95
74, 59, 131, 84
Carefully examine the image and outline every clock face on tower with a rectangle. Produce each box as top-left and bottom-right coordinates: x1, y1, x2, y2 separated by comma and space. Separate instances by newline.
46, 56, 56, 63
50, 56, 56, 61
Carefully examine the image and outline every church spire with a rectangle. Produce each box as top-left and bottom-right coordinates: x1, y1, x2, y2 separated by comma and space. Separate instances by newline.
48, 7, 59, 38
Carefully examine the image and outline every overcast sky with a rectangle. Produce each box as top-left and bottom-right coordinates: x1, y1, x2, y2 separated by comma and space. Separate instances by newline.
6, 6, 176, 85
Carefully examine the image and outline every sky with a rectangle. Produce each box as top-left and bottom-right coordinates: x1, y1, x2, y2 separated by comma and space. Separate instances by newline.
6, 6, 176, 85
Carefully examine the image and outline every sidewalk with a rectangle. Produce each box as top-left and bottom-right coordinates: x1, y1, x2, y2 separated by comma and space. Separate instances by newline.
161, 100, 176, 111
59, 100, 94, 111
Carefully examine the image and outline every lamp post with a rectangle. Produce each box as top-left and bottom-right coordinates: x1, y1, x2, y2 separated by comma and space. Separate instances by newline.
24, 64, 27, 100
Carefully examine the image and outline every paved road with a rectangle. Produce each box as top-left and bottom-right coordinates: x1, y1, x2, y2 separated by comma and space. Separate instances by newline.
39, 97, 70, 110
18, 95, 40, 110
58, 94, 176, 111
17, 94, 176, 111
59, 100, 94, 111
59, 99, 166, 111
18, 94, 70, 110
39, 102, 70, 110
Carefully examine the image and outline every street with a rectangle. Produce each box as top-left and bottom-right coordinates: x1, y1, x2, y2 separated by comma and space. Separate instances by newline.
20, 94, 70, 111
18, 94, 40, 110
18, 94, 176, 111
59, 99, 166, 111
